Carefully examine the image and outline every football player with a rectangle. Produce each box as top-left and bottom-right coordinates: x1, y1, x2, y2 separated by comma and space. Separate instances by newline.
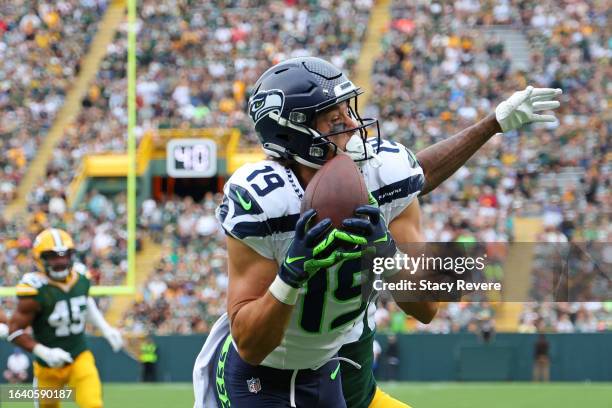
192, 57, 562, 408
6, 228, 124, 408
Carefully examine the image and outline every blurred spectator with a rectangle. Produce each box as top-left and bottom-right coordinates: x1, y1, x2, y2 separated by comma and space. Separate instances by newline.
384, 335, 400, 381
520, 302, 610, 333
3, 348, 30, 384
0, 190, 129, 290
139, 337, 158, 383
478, 309, 496, 343
532, 333, 550, 382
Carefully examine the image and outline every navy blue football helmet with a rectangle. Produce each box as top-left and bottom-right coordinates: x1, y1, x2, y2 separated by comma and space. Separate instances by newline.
247, 57, 380, 168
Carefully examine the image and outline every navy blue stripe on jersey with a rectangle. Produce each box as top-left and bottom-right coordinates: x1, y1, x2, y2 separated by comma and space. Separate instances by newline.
377, 146, 400, 153
267, 213, 299, 234
371, 173, 425, 206
229, 213, 300, 239
369, 139, 400, 153
218, 196, 229, 223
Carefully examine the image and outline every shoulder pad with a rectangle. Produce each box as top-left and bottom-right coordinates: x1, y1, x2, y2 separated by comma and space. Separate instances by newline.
366, 139, 424, 206
73, 263, 91, 279
16, 273, 48, 296
217, 161, 299, 239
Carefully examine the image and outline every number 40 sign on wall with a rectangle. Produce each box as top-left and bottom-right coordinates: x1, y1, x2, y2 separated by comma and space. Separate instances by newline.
166, 139, 217, 178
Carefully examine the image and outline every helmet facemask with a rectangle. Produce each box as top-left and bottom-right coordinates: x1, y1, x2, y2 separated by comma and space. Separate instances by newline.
41, 250, 74, 281
307, 95, 381, 168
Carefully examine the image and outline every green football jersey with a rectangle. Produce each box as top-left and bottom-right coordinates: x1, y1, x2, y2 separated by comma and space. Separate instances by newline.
339, 311, 377, 408
16, 267, 91, 366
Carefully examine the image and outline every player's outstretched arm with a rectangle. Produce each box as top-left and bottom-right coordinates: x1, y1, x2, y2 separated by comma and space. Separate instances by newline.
416, 87, 562, 195
87, 297, 124, 352
8, 298, 73, 367
416, 113, 500, 195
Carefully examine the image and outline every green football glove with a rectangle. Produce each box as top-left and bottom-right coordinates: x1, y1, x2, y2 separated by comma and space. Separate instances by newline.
278, 209, 369, 288
342, 205, 397, 259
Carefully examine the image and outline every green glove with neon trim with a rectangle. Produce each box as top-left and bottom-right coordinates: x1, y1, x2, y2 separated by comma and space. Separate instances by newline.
368, 191, 379, 207
279, 209, 369, 288
341, 205, 397, 259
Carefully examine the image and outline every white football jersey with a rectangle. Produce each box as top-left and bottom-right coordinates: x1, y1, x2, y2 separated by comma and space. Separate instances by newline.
216, 139, 424, 369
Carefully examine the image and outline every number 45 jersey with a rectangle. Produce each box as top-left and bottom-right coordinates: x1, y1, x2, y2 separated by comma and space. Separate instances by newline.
16, 265, 91, 366
217, 140, 424, 370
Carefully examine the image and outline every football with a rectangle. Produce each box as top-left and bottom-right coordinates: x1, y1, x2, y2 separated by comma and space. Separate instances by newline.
301, 153, 369, 228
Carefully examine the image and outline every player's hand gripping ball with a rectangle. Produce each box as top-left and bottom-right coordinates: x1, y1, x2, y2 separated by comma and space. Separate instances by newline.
342, 205, 397, 260
279, 209, 369, 288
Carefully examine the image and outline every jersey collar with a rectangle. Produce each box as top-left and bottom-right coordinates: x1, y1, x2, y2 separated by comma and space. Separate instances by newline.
46, 269, 78, 293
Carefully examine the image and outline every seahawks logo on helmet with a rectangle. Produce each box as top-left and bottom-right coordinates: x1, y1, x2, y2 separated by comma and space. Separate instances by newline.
249, 89, 284, 124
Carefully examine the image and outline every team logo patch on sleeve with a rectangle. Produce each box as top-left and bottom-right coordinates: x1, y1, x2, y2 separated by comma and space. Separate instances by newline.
228, 184, 263, 216
246, 377, 262, 394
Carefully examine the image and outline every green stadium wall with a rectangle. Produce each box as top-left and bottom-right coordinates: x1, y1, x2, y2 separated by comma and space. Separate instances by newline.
1, 333, 610, 383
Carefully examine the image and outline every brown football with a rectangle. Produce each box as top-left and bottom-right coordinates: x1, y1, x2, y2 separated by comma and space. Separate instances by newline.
301, 153, 369, 228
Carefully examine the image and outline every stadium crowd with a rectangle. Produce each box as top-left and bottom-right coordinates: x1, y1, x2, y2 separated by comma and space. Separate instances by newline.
0, 0, 105, 211
517, 301, 611, 333
0, 0, 115, 312
0, 0, 374, 323
46, 0, 374, 193
121, 194, 227, 335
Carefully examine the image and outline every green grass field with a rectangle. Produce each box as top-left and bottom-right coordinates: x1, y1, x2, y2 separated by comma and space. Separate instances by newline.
2, 382, 611, 407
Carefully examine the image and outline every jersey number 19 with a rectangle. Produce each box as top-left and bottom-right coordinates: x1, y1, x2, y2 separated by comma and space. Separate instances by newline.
300, 258, 369, 333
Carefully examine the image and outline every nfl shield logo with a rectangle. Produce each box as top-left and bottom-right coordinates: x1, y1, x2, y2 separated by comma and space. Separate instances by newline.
247, 377, 261, 394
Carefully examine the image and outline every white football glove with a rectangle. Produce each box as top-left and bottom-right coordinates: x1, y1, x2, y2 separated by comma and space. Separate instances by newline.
495, 86, 562, 132
0, 323, 8, 339
33, 344, 73, 368
103, 326, 124, 352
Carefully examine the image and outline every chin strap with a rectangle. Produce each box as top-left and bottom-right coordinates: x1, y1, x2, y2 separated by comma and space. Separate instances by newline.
344, 133, 382, 168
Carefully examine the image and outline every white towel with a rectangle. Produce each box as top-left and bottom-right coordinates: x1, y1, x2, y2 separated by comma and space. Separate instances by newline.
192, 313, 231, 408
